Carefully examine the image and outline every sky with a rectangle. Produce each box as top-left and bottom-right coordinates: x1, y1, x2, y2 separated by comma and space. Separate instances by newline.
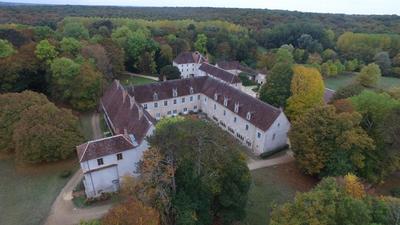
5, 0, 400, 15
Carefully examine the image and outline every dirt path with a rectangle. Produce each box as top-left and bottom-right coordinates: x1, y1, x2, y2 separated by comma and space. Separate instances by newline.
91, 113, 102, 139
44, 170, 113, 225
247, 153, 294, 171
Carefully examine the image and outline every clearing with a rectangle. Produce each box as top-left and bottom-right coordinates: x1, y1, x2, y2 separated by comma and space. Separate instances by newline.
324, 73, 400, 91
244, 161, 318, 225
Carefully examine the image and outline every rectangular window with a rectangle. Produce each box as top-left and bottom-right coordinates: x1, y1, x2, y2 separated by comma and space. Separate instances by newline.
97, 158, 104, 166
154, 102, 158, 108
143, 104, 147, 109
234, 117, 237, 123
173, 99, 177, 104
257, 132, 261, 138
173, 109, 177, 114
167, 111, 172, 115
272, 133, 276, 141
117, 153, 123, 160
182, 97, 185, 103
198, 95, 200, 100
156, 113, 161, 118
190, 96, 193, 102
223, 110, 226, 116
246, 124, 249, 130
164, 100, 168, 106
204, 97, 207, 102
214, 104, 216, 110
194, 105, 198, 110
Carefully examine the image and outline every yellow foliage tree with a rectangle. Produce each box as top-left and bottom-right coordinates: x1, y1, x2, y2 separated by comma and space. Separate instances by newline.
343, 173, 366, 199
286, 65, 325, 120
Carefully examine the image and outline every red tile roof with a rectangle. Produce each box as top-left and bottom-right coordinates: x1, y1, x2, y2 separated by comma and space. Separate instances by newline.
77, 135, 134, 162
199, 63, 241, 84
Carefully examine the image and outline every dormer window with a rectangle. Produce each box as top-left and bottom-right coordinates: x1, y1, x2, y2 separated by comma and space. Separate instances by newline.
214, 93, 218, 101
223, 97, 228, 107
234, 103, 239, 113
172, 88, 178, 97
153, 92, 158, 101
189, 87, 194, 94
246, 112, 251, 120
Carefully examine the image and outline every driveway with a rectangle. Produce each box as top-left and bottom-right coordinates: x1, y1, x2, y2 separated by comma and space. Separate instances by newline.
44, 170, 112, 225
247, 153, 294, 171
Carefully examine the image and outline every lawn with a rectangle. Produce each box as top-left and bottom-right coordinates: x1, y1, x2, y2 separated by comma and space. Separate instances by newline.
120, 75, 157, 86
0, 155, 77, 225
79, 112, 94, 140
324, 73, 400, 91
243, 162, 317, 225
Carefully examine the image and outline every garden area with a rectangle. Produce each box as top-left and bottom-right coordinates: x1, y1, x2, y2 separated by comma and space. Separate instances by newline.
324, 73, 400, 91
0, 155, 77, 225
244, 162, 318, 225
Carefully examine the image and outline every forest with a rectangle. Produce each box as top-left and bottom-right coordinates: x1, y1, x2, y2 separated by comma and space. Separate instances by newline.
0, 5, 400, 225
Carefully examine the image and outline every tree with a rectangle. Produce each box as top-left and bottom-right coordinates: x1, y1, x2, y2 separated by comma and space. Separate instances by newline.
343, 173, 366, 199
194, 33, 207, 54
289, 105, 374, 177
100, 38, 125, 79
374, 51, 392, 76
63, 22, 89, 39
357, 63, 381, 87
60, 37, 82, 56
12, 102, 83, 163
35, 39, 58, 62
0, 91, 49, 152
322, 49, 337, 61
259, 62, 293, 107
275, 47, 294, 64
286, 65, 325, 120
70, 62, 104, 111
49, 57, 81, 101
102, 198, 160, 225
0, 39, 15, 58
137, 51, 157, 74
333, 83, 365, 100
159, 65, 180, 81
270, 177, 391, 225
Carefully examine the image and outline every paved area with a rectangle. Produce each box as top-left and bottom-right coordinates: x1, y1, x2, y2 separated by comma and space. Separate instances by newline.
247, 153, 294, 171
44, 170, 113, 225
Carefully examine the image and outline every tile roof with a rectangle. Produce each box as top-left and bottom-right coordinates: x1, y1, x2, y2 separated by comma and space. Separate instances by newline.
173, 51, 205, 64
77, 135, 134, 162
101, 80, 152, 144
199, 63, 241, 84
129, 76, 281, 131
217, 61, 256, 74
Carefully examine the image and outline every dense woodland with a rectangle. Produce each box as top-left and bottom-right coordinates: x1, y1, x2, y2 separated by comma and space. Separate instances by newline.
0, 5, 400, 225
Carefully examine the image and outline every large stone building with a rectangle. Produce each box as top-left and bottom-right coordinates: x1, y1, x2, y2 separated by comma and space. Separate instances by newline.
76, 52, 290, 198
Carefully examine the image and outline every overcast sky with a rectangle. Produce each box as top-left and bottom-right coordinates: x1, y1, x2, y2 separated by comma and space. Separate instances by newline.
6, 0, 400, 15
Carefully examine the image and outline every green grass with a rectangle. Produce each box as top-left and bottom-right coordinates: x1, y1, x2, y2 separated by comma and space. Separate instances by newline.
0, 157, 77, 225
243, 162, 317, 225
120, 75, 157, 86
79, 113, 94, 140
324, 73, 400, 91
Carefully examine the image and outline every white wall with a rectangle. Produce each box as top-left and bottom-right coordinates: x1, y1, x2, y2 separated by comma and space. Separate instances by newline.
263, 112, 290, 152
173, 62, 200, 79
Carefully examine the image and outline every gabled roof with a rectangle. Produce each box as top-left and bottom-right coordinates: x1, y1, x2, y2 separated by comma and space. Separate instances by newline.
217, 61, 256, 74
101, 80, 152, 144
77, 135, 134, 162
199, 63, 241, 84
173, 51, 205, 64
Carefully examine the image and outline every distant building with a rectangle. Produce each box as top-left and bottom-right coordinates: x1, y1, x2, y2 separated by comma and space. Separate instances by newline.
216, 60, 268, 85
172, 51, 206, 78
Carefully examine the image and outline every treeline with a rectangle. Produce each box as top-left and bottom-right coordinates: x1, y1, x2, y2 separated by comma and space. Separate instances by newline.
0, 5, 400, 33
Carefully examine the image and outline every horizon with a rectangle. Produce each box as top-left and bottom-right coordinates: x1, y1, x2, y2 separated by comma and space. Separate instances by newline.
1, 0, 399, 16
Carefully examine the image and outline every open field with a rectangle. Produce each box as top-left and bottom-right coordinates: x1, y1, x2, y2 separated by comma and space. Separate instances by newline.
244, 162, 318, 225
324, 73, 400, 91
0, 156, 78, 225
120, 75, 157, 86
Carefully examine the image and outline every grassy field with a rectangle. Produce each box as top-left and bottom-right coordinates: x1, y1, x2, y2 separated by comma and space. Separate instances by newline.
244, 162, 317, 225
324, 73, 400, 91
0, 156, 77, 225
120, 75, 157, 86
79, 113, 94, 140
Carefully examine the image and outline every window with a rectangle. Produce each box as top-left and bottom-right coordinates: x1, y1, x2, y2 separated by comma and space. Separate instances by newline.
173, 99, 177, 104
173, 109, 177, 114
156, 113, 161, 118
198, 95, 200, 100
214, 104, 216, 110
182, 97, 185, 103
204, 97, 207, 102
257, 132, 261, 138
167, 111, 172, 115
97, 158, 104, 166
278, 123, 280, 127
172, 88, 178, 97
190, 96, 193, 102
214, 93, 218, 101
189, 87, 194, 94
234, 103, 239, 113
184, 108, 188, 112
154, 102, 158, 108
234, 117, 237, 123
194, 105, 198, 110
153, 92, 158, 101
245, 124, 249, 130
117, 153, 123, 160
223, 98, 228, 106
143, 104, 147, 109
272, 133, 276, 141
223, 110, 226, 116
246, 112, 251, 120
164, 100, 168, 106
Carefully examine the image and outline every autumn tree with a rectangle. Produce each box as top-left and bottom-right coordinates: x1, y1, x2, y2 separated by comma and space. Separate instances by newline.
286, 65, 325, 120
290, 105, 374, 177
259, 62, 293, 107
12, 102, 83, 163
102, 198, 160, 225
100, 38, 125, 79
0, 39, 15, 57
343, 173, 366, 199
35, 39, 58, 63
49, 57, 81, 101
357, 63, 381, 87
60, 37, 82, 56
159, 65, 180, 81
62, 22, 89, 39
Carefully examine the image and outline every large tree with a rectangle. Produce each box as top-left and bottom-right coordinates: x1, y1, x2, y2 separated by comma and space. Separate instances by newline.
357, 63, 381, 88
159, 65, 181, 81
289, 105, 375, 177
35, 39, 58, 63
0, 39, 15, 58
49, 57, 81, 101
286, 65, 325, 120
259, 62, 293, 107
194, 33, 207, 55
